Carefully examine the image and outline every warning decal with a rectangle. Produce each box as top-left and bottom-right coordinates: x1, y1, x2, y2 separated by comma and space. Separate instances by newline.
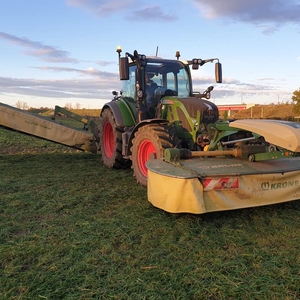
203, 177, 239, 191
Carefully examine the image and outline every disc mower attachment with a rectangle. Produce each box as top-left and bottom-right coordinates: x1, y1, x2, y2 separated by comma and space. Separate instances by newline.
147, 156, 300, 214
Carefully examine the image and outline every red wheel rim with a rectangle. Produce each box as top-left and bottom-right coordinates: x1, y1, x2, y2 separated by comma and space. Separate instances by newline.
103, 122, 114, 158
138, 140, 156, 177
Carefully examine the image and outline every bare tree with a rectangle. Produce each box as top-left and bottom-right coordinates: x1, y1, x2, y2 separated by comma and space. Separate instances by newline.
15, 101, 22, 109
75, 102, 81, 109
65, 102, 73, 109
22, 102, 29, 110
15, 101, 28, 110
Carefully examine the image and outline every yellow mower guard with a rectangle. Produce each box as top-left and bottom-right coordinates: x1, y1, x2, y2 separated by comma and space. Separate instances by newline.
147, 159, 300, 214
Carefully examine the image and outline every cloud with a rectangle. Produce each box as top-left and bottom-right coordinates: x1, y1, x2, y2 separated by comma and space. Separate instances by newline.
66, 0, 177, 22
192, 75, 241, 86
125, 5, 177, 22
66, 0, 137, 16
192, 73, 286, 101
0, 32, 78, 63
95, 60, 115, 67
192, 0, 300, 32
0, 75, 119, 100
33, 66, 118, 79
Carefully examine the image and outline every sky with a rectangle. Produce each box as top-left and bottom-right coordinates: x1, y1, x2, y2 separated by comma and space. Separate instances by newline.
0, 0, 300, 109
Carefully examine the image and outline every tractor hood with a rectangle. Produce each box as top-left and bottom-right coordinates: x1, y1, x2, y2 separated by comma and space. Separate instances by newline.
178, 97, 219, 125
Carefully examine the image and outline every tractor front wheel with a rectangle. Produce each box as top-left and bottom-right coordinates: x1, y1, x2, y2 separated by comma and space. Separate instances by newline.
99, 108, 130, 168
131, 124, 173, 186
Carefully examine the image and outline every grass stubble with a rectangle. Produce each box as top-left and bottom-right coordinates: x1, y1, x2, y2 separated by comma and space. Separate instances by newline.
0, 126, 300, 299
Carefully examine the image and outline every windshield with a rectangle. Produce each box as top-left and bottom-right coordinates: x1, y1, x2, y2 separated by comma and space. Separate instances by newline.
145, 60, 190, 97
121, 59, 191, 99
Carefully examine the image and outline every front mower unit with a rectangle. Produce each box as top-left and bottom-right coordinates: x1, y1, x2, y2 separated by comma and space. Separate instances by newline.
147, 119, 300, 214
147, 156, 300, 214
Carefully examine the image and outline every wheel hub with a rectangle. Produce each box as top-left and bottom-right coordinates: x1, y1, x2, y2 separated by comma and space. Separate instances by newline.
138, 140, 156, 176
103, 122, 114, 158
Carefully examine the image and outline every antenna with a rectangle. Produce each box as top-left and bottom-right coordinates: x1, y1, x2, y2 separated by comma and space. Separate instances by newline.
156, 46, 158, 57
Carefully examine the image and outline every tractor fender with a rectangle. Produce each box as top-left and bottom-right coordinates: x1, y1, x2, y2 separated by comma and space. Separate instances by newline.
101, 100, 136, 127
126, 119, 169, 156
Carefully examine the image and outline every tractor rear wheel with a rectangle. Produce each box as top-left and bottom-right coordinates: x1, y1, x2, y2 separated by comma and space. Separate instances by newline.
131, 124, 173, 186
99, 108, 130, 168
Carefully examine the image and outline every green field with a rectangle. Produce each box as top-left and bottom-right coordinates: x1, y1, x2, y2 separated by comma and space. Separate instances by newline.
1, 125, 300, 299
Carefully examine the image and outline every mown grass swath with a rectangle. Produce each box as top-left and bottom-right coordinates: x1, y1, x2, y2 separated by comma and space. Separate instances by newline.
1, 117, 300, 299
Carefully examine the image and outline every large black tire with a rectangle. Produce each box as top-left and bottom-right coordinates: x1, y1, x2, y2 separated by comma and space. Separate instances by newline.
99, 108, 131, 169
131, 124, 173, 186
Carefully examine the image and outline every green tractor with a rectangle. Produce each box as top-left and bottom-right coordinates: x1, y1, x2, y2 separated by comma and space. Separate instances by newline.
99, 48, 223, 185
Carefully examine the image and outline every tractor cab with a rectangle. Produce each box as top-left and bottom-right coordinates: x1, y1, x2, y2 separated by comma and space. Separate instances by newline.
118, 49, 222, 122
119, 57, 192, 119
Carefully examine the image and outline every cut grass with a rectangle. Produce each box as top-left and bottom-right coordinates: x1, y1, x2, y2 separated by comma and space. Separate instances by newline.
1, 125, 300, 299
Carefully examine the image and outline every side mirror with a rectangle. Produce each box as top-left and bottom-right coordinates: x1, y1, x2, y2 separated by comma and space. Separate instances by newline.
215, 62, 222, 83
119, 57, 129, 80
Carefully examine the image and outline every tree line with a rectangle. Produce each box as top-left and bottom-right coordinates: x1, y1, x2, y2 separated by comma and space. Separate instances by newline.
15, 101, 82, 110
14, 89, 300, 113
292, 88, 300, 114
